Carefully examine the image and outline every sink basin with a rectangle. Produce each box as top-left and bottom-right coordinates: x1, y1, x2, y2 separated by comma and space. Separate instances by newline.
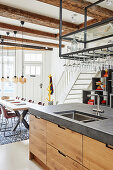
54, 111, 107, 123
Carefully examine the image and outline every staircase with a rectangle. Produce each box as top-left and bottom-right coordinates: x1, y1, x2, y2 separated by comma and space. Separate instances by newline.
64, 72, 96, 103
56, 67, 99, 104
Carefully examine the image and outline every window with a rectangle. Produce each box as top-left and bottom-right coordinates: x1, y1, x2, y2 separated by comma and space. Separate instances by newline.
24, 53, 42, 76
25, 53, 42, 62
3, 81, 14, 95
36, 66, 40, 75
25, 65, 41, 76
31, 66, 35, 75
25, 66, 30, 75
0, 52, 15, 96
0, 55, 14, 78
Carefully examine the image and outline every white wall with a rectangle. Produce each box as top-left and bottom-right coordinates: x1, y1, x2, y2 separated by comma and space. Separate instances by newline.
1, 47, 66, 105
42, 50, 52, 104
51, 48, 65, 84
50, 48, 66, 104
14, 50, 52, 105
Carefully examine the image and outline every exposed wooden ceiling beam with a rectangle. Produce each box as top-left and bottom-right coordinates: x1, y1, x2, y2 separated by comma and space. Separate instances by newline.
0, 22, 56, 39
1, 35, 65, 48
0, 3, 78, 32
56, 19, 98, 37
78, 19, 98, 29
1, 41, 53, 51
38, 0, 113, 20
0, 46, 46, 51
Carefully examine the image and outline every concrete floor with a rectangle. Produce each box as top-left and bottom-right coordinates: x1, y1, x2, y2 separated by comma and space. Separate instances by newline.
0, 140, 43, 170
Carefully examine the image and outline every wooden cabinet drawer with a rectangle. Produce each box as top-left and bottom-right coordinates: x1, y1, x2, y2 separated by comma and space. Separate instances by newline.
83, 136, 113, 170
47, 144, 82, 170
47, 121, 82, 164
29, 115, 47, 164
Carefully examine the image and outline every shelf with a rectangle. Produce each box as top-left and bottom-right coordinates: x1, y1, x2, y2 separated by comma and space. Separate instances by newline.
62, 16, 113, 43
59, 0, 113, 61
61, 43, 113, 60
92, 90, 108, 93
93, 90, 104, 92
83, 69, 113, 106
101, 77, 109, 78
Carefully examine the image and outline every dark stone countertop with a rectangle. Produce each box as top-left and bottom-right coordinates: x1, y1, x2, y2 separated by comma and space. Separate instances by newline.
28, 103, 113, 146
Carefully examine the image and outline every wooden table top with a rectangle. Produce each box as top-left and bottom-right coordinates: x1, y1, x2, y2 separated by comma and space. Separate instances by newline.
0, 99, 29, 111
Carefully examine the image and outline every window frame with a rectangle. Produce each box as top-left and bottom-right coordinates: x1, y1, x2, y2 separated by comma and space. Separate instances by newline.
24, 53, 43, 76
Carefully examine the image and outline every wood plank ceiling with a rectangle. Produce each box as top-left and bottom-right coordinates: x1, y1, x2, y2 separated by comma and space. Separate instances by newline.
38, 0, 113, 20
0, 0, 113, 49
0, 4, 78, 32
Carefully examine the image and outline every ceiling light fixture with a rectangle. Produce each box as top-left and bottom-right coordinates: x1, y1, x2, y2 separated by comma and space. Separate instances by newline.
19, 21, 26, 84
6, 32, 10, 81
1, 38, 6, 82
12, 31, 18, 84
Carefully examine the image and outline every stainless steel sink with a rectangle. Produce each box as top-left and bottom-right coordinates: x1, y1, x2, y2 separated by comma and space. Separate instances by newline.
54, 111, 107, 123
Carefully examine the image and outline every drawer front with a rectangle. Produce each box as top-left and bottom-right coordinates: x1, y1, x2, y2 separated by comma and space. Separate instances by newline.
83, 136, 113, 170
29, 115, 47, 164
47, 121, 82, 164
47, 144, 82, 170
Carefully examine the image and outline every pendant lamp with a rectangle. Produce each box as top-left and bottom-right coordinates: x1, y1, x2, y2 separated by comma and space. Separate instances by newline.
1, 38, 6, 82
6, 32, 10, 81
12, 31, 18, 83
19, 21, 26, 84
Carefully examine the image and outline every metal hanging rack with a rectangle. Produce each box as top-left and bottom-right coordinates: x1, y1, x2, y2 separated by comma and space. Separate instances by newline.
59, 0, 113, 60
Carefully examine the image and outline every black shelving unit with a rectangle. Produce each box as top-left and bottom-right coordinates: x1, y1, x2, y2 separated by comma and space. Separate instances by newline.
83, 90, 91, 104
110, 94, 113, 108
110, 72, 113, 107
92, 78, 100, 91
83, 69, 113, 107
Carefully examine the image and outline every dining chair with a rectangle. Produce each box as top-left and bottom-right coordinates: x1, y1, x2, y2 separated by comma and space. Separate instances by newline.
28, 100, 34, 103
28, 100, 32, 103
38, 102, 45, 106
21, 98, 26, 101
1, 105, 18, 137
0, 106, 11, 131
16, 96, 20, 100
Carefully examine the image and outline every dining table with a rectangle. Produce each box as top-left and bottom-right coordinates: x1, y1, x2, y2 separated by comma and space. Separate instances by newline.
0, 99, 30, 131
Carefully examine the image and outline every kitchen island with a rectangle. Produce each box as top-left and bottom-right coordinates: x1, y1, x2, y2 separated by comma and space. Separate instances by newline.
29, 103, 113, 170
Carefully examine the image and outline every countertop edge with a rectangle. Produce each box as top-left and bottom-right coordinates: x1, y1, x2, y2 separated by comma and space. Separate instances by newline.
29, 108, 113, 146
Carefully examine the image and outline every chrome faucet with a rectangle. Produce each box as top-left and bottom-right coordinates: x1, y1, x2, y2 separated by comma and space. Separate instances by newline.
87, 94, 104, 116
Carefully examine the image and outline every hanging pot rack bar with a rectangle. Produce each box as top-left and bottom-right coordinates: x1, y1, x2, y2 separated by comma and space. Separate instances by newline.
59, 0, 113, 60
63, 33, 113, 44
61, 52, 109, 60
61, 43, 113, 59
61, 50, 113, 60
62, 53, 108, 59
85, 33, 113, 44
